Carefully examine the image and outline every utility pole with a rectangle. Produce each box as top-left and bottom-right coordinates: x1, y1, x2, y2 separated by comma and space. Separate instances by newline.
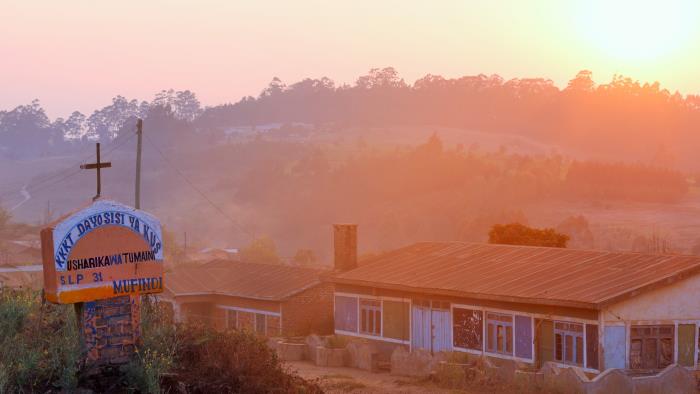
135, 119, 143, 209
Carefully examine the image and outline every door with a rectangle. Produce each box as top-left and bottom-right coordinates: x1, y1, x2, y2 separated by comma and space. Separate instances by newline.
411, 300, 451, 353
431, 307, 451, 352
411, 302, 430, 350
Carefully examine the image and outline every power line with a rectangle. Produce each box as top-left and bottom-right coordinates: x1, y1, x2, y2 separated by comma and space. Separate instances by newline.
0, 132, 136, 201
143, 134, 255, 240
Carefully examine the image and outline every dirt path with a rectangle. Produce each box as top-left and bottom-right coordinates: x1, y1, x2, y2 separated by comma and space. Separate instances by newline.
285, 361, 463, 393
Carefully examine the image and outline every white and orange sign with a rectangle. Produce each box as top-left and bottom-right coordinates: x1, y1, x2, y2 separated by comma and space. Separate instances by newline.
41, 200, 164, 304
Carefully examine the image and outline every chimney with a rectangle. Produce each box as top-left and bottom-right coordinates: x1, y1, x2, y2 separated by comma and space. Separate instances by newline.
334, 224, 357, 271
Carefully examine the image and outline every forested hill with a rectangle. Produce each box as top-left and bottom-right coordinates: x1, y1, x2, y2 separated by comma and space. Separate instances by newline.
2, 68, 700, 167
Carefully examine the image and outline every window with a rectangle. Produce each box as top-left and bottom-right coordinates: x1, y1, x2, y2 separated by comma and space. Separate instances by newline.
630, 325, 674, 370
226, 310, 238, 330
266, 315, 281, 337
486, 312, 513, 355
585, 324, 599, 370
382, 300, 410, 341
453, 308, 483, 350
255, 313, 266, 334
334, 295, 359, 332
360, 299, 381, 336
514, 315, 533, 359
555, 321, 584, 365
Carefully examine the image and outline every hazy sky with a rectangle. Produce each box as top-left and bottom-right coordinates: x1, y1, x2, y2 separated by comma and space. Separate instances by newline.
2, 0, 699, 119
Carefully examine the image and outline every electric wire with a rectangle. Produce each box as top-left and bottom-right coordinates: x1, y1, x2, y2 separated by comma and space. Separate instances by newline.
143, 133, 256, 240
0, 132, 136, 201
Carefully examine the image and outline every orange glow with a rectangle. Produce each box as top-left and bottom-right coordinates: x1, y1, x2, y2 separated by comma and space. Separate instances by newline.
1, 1, 699, 117
576, 0, 700, 62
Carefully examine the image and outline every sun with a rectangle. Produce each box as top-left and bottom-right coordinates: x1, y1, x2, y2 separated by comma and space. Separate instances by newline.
577, 0, 700, 61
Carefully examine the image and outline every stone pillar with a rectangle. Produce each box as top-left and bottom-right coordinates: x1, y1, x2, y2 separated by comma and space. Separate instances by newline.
78, 295, 141, 365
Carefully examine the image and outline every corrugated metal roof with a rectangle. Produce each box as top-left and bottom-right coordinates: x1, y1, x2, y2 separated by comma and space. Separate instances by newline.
331, 242, 700, 309
166, 260, 328, 301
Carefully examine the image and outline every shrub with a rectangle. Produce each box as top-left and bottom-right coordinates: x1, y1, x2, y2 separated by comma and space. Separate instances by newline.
169, 324, 322, 393
0, 289, 80, 392
326, 335, 348, 349
434, 363, 466, 389
128, 296, 321, 393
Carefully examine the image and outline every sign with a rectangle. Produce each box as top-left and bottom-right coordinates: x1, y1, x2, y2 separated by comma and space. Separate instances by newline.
41, 199, 164, 304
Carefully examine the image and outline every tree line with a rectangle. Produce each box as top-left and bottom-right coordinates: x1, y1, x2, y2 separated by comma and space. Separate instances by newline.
2, 68, 700, 167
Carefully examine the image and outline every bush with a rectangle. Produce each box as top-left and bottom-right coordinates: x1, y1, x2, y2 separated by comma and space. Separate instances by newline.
126, 296, 321, 393
122, 297, 178, 393
434, 363, 467, 389
0, 291, 318, 393
0, 289, 80, 392
169, 324, 322, 393
326, 335, 348, 349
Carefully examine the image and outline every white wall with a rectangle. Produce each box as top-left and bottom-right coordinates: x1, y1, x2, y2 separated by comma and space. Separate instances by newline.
603, 274, 700, 323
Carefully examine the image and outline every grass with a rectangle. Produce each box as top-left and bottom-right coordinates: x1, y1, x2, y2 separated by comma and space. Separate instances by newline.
321, 373, 355, 380
0, 289, 80, 392
324, 379, 367, 392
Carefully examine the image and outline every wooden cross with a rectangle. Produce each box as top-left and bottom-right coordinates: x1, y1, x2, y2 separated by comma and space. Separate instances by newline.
80, 143, 112, 201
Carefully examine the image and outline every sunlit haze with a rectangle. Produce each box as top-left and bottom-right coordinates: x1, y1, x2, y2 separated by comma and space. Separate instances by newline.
2, 0, 700, 118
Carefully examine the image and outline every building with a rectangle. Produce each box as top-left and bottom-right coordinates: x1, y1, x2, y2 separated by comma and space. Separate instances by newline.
0, 238, 41, 266
330, 240, 700, 372
163, 259, 334, 337
0, 264, 43, 289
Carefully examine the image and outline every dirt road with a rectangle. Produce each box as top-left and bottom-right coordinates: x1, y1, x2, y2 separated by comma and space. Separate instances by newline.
286, 361, 462, 393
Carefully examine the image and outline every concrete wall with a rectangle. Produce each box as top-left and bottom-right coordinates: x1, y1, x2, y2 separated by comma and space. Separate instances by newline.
603, 274, 700, 322
602, 274, 700, 370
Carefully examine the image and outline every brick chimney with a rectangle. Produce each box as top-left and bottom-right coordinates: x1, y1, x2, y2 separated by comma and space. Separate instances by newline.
334, 224, 357, 271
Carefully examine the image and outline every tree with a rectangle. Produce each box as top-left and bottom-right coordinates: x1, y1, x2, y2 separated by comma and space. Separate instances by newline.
0, 207, 11, 237
565, 70, 595, 93
292, 249, 316, 266
556, 215, 594, 249
162, 228, 186, 266
488, 223, 569, 248
632, 231, 675, 255
239, 236, 280, 265
152, 89, 202, 121
355, 67, 406, 89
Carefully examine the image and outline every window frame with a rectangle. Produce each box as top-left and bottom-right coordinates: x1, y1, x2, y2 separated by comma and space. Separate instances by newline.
333, 292, 411, 345
452, 307, 484, 351
359, 298, 382, 336
255, 313, 266, 335
216, 305, 281, 337
554, 321, 584, 366
226, 309, 238, 330
486, 311, 514, 356
630, 324, 675, 370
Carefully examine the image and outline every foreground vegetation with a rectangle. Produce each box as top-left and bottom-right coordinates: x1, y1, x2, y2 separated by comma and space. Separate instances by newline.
0, 290, 320, 393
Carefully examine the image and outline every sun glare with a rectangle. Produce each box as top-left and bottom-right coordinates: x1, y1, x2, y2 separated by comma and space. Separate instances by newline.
577, 0, 700, 62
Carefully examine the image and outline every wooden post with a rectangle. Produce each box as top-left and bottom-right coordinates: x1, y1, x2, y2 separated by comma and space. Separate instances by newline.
135, 119, 143, 209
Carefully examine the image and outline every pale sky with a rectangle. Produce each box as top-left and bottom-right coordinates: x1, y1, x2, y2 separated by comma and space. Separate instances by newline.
2, 0, 699, 119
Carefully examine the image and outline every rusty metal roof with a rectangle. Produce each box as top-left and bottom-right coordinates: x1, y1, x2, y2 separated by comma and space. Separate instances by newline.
166, 260, 328, 301
331, 242, 700, 309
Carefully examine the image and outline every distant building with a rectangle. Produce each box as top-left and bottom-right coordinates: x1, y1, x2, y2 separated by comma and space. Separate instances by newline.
0, 264, 43, 289
187, 247, 239, 262
162, 259, 334, 337
330, 238, 700, 372
0, 239, 41, 266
